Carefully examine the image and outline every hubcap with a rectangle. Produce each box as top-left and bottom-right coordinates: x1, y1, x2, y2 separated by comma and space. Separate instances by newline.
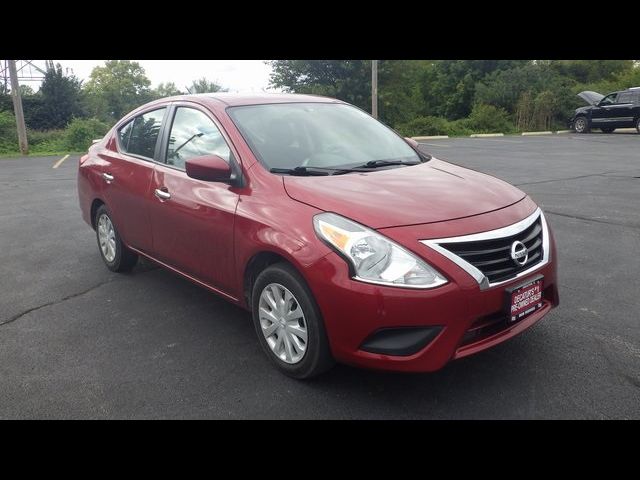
97, 214, 117, 262
575, 118, 585, 132
258, 283, 308, 364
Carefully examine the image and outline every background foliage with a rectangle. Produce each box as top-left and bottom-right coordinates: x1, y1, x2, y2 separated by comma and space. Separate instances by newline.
269, 60, 640, 136
1, 60, 638, 154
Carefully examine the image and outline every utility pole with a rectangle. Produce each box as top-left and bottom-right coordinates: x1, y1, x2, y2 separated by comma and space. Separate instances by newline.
8, 60, 29, 155
371, 60, 378, 119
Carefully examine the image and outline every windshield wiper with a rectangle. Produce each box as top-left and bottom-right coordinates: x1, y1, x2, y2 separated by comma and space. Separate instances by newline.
270, 166, 356, 176
357, 159, 422, 169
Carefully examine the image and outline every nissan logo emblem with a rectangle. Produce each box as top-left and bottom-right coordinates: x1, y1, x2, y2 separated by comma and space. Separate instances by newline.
510, 240, 528, 266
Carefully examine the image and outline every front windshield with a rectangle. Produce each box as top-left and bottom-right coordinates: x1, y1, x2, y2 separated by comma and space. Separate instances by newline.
227, 103, 420, 171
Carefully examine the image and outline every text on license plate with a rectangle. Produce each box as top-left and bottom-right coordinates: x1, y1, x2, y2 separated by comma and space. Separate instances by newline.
509, 278, 543, 322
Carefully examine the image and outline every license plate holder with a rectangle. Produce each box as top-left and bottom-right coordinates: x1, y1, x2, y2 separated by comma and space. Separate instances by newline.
505, 275, 544, 323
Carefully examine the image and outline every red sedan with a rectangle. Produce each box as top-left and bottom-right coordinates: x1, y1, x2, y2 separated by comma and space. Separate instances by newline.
78, 93, 559, 378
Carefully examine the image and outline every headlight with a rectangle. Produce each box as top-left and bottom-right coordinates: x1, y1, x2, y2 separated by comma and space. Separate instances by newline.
313, 212, 448, 289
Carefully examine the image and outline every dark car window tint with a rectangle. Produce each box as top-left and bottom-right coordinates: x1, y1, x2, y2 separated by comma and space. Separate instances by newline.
617, 92, 634, 103
122, 108, 166, 159
600, 93, 618, 105
166, 107, 231, 170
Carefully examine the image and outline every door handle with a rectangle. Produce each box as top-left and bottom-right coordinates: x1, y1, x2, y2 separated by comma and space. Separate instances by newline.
102, 172, 114, 182
154, 188, 171, 200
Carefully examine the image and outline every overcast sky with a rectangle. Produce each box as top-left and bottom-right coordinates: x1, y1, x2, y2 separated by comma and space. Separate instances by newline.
47, 60, 277, 93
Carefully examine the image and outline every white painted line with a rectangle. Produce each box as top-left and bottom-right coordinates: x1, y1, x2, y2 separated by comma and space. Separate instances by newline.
470, 133, 504, 138
52, 154, 69, 169
555, 130, 572, 134
412, 135, 449, 140
522, 131, 553, 136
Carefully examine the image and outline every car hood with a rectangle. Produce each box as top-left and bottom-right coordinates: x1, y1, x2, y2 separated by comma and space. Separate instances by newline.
282, 158, 527, 229
577, 90, 604, 106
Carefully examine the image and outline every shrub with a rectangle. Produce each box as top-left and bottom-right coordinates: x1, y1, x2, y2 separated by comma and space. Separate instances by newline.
443, 120, 473, 137
395, 116, 473, 137
28, 129, 67, 153
64, 117, 111, 151
0, 110, 18, 153
396, 116, 451, 137
463, 103, 516, 133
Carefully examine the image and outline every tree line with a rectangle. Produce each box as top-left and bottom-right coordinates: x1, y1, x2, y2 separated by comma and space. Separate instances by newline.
0, 60, 226, 154
268, 60, 640, 135
2, 60, 639, 155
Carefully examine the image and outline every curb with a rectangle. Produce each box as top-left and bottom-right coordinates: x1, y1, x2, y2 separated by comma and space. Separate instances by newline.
522, 131, 553, 136
470, 133, 504, 138
555, 130, 572, 134
412, 135, 449, 140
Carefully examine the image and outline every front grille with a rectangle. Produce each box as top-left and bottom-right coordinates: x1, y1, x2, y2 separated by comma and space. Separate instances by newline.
440, 216, 544, 284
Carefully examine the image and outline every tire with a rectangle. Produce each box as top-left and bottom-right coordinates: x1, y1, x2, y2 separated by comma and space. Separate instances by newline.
601, 127, 615, 134
251, 262, 334, 379
636, 118, 640, 134
573, 116, 590, 134
94, 205, 138, 272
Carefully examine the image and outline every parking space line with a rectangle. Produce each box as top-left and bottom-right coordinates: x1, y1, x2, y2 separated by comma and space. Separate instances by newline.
52, 155, 69, 169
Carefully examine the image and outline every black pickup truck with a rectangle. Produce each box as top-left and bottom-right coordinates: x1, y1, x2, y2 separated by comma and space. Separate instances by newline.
569, 87, 640, 134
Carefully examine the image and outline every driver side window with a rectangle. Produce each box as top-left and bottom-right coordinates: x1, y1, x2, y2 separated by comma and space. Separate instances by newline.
166, 107, 231, 170
600, 93, 618, 106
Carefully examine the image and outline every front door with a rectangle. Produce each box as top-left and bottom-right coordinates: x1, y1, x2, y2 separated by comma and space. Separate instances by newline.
591, 92, 625, 128
147, 105, 240, 295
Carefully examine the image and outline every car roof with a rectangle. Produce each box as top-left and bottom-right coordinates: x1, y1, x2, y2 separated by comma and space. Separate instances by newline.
164, 92, 344, 107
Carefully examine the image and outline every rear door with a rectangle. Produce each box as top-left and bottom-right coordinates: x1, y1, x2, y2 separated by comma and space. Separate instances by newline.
100, 107, 167, 252
612, 91, 637, 127
147, 103, 241, 294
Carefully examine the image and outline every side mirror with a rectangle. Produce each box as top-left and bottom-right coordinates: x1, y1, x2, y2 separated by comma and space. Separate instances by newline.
185, 155, 232, 182
404, 137, 419, 149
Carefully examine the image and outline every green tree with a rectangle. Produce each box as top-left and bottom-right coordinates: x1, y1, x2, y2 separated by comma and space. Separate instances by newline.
550, 60, 633, 83
269, 60, 372, 111
38, 63, 84, 129
153, 82, 183, 98
84, 60, 153, 121
418, 60, 530, 120
19, 85, 35, 96
268, 60, 431, 125
186, 78, 227, 94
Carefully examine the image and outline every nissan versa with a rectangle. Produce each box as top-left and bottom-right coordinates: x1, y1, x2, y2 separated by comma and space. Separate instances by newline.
78, 93, 559, 378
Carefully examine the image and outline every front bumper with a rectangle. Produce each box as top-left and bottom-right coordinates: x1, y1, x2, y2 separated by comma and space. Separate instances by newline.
303, 201, 559, 372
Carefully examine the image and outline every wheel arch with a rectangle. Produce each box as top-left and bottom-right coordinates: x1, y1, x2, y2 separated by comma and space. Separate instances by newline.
242, 250, 308, 309
90, 198, 106, 229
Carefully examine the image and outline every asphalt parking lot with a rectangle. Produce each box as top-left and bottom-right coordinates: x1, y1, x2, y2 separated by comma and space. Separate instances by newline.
1, 131, 639, 419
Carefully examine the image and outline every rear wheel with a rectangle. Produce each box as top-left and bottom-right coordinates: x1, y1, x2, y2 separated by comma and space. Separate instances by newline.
601, 127, 615, 134
573, 116, 589, 133
95, 205, 138, 272
251, 262, 334, 379
636, 118, 640, 134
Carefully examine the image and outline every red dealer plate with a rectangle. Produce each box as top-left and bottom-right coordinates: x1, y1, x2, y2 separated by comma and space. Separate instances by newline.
506, 276, 543, 323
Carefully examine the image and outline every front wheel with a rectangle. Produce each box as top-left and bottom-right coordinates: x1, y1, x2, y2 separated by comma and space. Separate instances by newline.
574, 116, 589, 133
95, 205, 138, 272
251, 263, 334, 379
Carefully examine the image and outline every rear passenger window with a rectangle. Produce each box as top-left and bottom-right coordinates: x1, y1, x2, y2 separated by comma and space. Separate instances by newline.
118, 108, 166, 159
617, 92, 634, 103
166, 107, 231, 170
